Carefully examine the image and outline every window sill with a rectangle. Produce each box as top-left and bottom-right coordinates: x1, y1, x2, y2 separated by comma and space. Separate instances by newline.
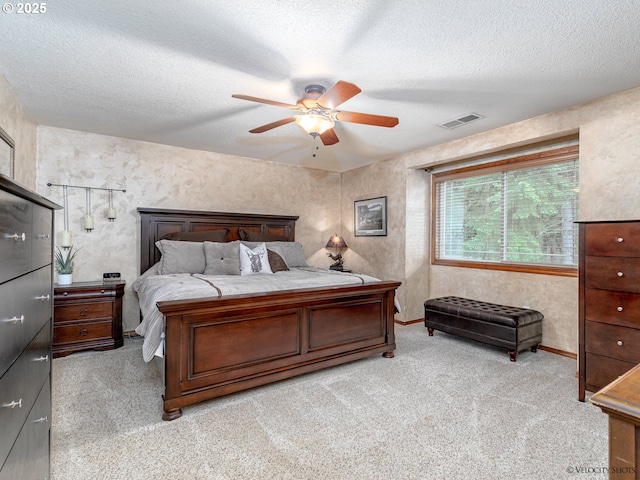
432, 259, 577, 277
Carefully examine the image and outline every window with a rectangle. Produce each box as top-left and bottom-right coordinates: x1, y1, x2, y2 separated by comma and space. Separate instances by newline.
433, 145, 579, 276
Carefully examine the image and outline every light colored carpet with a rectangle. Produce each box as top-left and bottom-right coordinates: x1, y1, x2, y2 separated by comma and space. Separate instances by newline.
51, 324, 608, 480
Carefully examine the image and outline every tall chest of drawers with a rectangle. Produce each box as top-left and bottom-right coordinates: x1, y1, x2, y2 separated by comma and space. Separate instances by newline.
578, 220, 640, 401
0, 175, 60, 479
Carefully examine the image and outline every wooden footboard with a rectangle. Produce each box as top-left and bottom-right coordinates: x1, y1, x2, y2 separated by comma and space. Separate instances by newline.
157, 281, 399, 420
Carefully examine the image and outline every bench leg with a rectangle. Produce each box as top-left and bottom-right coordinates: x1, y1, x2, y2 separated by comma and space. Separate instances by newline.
427, 327, 434, 336
508, 351, 517, 362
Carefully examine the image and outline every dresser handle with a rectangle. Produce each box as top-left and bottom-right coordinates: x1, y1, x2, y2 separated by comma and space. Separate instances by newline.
36, 233, 50, 239
34, 355, 49, 362
2, 399, 22, 409
616, 237, 624, 243
80, 308, 89, 316
33, 416, 49, 424
79, 328, 88, 336
6, 232, 26, 241
617, 340, 623, 346
4, 315, 24, 324
617, 271, 624, 277
35, 294, 50, 301
63, 291, 68, 296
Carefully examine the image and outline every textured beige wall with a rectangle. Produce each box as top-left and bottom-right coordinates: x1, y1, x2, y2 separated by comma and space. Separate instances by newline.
344, 86, 640, 353
0, 75, 37, 187
35, 126, 341, 331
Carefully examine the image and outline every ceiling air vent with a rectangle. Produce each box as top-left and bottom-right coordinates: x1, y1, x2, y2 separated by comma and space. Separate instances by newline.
438, 113, 484, 130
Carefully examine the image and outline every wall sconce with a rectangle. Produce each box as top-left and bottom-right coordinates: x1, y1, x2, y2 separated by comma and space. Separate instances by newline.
84, 188, 94, 232
325, 234, 348, 271
107, 189, 116, 221
48, 182, 126, 235
60, 185, 72, 248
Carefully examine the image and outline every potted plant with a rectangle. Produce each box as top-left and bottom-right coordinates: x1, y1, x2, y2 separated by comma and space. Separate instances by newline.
55, 245, 80, 285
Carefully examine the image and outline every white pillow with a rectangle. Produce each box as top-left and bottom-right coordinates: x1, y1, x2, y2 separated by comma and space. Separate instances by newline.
239, 242, 273, 276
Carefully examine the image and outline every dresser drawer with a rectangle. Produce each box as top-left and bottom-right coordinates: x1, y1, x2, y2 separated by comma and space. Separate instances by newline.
0, 189, 32, 283
31, 204, 53, 271
585, 352, 636, 393
0, 377, 50, 480
55, 301, 112, 323
0, 321, 50, 468
585, 289, 640, 329
585, 320, 640, 364
585, 222, 640, 257
585, 256, 640, 293
0, 267, 52, 377
53, 320, 112, 345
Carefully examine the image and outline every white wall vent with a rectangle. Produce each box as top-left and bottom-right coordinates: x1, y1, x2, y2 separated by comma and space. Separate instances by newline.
438, 113, 484, 130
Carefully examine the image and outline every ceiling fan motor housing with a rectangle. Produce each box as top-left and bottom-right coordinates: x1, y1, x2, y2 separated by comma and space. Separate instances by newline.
298, 84, 327, 108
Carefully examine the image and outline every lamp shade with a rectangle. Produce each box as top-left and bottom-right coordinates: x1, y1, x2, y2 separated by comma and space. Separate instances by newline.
296, 114, 335, 135
325, 235, 348, 249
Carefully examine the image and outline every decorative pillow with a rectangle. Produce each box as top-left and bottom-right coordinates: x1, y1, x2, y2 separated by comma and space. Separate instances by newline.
238, 228, 287, 242
239, 242, 273, 275
203, 241, 241, 275
268, 249, 289, 273
161, 228, 229, 243
264, 241, 308, 267
155, 240, 206, 275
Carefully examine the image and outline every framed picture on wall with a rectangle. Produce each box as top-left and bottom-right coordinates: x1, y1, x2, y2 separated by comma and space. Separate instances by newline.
354, 196, 387, 237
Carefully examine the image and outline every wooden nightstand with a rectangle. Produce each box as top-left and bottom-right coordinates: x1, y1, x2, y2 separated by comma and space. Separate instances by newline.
53, 280, 125, 358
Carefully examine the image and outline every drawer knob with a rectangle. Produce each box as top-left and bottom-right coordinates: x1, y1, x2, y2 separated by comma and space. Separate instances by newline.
79, 328, 89, 336
617, 340, 623, 346
617, 271, 624, 277
34, 355, 49, 363
63, 291, 68, 296
617, 237, 624, 243
617, 306, 624, 312
2, 399, 22, 409
35, 294, 50, 301
4, 315, 24, 324
6, 232, 26, 241
80, 308, 89, 316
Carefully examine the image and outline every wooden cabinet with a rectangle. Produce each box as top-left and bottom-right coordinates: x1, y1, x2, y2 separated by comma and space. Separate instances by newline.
590, 362, 640, 479
0, 175, 59, 479
578, 220, 640, 401
53, 280, 125, 358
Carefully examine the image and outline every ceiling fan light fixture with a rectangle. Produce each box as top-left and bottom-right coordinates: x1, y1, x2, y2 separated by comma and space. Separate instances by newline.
295, 113, 334, 135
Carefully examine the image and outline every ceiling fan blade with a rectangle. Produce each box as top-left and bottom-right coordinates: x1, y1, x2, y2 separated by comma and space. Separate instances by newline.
232, 94, 300, 110
249, 117, 296, 133
319, 128, 339, 146
316, 81, 362, 109
335, 110, 399, 128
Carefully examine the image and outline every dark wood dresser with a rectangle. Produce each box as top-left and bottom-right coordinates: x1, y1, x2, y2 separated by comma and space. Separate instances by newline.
0, 174, 59, 479
53, 280, 125, 358
578, 220, 640, 401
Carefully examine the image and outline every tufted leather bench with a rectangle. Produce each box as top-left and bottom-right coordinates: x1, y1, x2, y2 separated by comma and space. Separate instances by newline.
424, 296, 543, 361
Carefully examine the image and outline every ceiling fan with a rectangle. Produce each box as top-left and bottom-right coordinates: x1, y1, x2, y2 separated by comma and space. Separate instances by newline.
232, 81, 399, 146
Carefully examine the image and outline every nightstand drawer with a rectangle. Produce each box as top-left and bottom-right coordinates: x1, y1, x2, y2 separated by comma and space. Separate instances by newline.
53, 320, 112, 345
54, 302, 112, 322
585, 320, 640, 364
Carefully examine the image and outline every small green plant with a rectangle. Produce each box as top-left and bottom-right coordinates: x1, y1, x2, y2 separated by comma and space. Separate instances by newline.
55, 245, 80, 274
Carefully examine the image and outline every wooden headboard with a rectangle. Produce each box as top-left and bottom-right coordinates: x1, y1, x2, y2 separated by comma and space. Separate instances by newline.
138, 207, 299, 274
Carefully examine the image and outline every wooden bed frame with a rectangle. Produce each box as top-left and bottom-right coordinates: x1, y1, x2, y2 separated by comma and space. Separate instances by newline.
138, 207, 401, 420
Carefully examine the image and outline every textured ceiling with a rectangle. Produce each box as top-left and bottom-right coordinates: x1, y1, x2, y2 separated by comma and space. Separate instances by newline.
1, 1, 639, 172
